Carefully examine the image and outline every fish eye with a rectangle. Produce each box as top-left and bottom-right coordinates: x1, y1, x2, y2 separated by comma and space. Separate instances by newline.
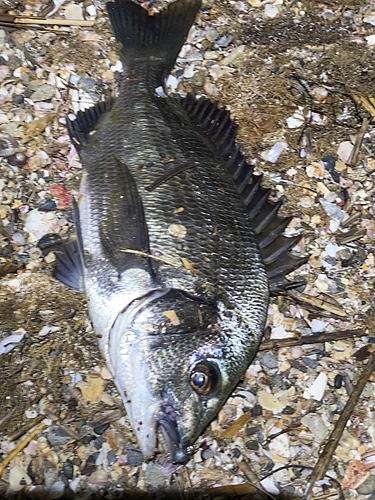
190, 362, 219, 396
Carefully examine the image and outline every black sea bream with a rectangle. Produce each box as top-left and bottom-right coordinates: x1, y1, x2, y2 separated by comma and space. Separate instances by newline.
56, 0, 307, 462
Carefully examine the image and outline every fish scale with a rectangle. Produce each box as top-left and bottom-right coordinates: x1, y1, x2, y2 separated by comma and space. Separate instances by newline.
56, 0, 307, 463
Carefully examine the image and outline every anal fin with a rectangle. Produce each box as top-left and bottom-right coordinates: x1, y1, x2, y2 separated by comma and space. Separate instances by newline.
66, 97, 115, 150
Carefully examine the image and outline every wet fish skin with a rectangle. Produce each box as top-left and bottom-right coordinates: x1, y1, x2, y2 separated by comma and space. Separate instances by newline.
58, 0, 295, 462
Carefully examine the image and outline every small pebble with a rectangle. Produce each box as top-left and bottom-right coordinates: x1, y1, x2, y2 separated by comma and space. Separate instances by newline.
2, 244, 14, 257
320, 199, 345, 221
303, 372, 328, 401
30, 84, 55, 102
81, 455, 96, 476
301, 356, 319, 369
126, 443, 143, 466
38, 233, 63, 253
13, 94, 24, 105
205, 27, 219, 42
94, 422, 110, 435
144, 462, 165, 488
261, 141, 287, 163
83, 435, 95, 445
94, 435, 106, 449
43, 460, 59, 488
337, 141, 354, 164
202, 448, 214, 460
323, 155, 340, 182
29, 247, 43, 260
87, 469, 109, 486
245, 440, 259, 450
9, 465, 32, 491
282, 406, 295, 415
47, 425, 71, 448
264, 4, 279, 18
79, 77, 96, 92
107, 449, 117, 466
62, 461, 73, 480
216, 35, 233, 47
38, 199, 57, 212
12, 232, 25, 246
49, 481, 65, 499
356, 474, 375, 495
261, 352, 278, 369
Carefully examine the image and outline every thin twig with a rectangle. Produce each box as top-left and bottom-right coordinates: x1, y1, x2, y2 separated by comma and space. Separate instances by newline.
0, 14, 95, 27
0, 21, 63, 32
0, 411, 13, 427
238, 458, 278, 500
8, 414, 45, 442
340, 211, 361, 228
349, 116, 370, 167
312, 492, 342, 500
220, 414, 251, 438
336, 228, 367, 245
262, 423, 301, 445
287, 290, 347, 318
352, 95, 375, 118
120, 249, 179, 268
89, 409, 126, 428
304, 352, 375, 499
0, 422, 46, 476
259, 329, 363, 351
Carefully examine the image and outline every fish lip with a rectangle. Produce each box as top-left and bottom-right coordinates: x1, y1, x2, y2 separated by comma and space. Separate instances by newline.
155, 406, 188, 464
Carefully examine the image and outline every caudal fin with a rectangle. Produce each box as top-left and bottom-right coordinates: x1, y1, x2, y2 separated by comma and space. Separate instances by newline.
107, 0, 201, 82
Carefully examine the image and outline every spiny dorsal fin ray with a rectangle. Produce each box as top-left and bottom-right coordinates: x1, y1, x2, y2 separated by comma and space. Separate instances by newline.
66, 97, 115, 150
180, 94, 308, 294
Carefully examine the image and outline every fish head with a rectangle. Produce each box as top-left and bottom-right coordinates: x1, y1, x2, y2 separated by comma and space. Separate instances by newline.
151, 334, 238, 463
110, 289, 251, 462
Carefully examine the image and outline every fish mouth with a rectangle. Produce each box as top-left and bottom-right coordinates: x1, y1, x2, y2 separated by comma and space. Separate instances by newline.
155, 405, 188, 464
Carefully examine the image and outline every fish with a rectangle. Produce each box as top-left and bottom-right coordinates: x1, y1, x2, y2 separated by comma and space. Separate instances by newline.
55, 0, 308, 463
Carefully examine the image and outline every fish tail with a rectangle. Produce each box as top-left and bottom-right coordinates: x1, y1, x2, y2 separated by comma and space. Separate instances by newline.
107, 0, 202, 85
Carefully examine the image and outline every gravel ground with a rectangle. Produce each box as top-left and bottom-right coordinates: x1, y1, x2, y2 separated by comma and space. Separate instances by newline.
1, 0, 375, 499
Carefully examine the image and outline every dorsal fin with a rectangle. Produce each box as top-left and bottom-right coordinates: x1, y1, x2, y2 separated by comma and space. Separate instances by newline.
180, 95, 308, 294
66, 97, 115, 150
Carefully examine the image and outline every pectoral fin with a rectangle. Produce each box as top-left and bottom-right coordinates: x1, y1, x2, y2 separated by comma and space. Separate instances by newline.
99, 157, 153, 276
